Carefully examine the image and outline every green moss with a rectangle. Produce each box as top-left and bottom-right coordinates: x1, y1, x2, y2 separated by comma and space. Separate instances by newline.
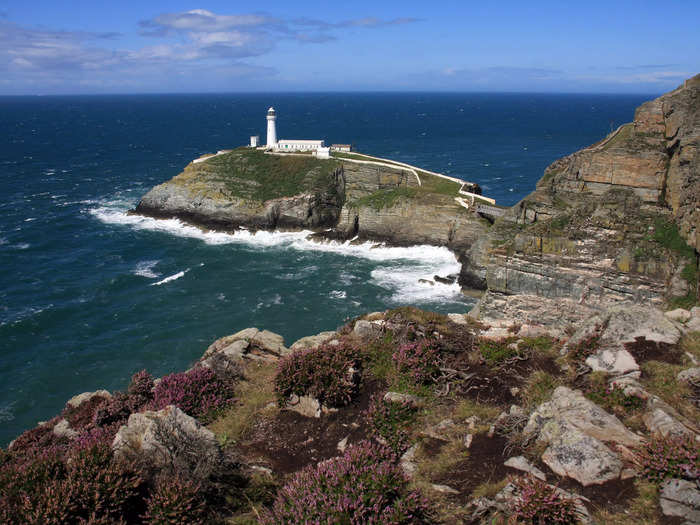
478, 338, 523, 366
652, 218, 696, 260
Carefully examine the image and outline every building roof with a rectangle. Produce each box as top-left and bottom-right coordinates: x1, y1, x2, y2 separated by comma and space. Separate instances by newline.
278, 139, 324, 144
331, 144, 352, 147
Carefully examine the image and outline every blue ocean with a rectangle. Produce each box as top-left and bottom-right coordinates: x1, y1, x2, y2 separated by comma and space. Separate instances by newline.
0, 92, 653, 445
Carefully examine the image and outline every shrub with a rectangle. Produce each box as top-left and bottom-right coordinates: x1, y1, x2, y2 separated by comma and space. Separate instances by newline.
392, 339, 441, 383
128, 369, 155, 401
567, 332, 601, 362
142, 475, 208, 525
511, 476, 579, 524
60, 394, 111, 431
264, 441, 428, 524
638, 434, 699, 483
275, 342, 360, 407
152, 366, 236, 423
366, 396, 417, 454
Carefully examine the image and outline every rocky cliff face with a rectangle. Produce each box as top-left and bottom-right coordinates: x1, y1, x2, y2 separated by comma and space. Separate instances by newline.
463, 75, 699, 323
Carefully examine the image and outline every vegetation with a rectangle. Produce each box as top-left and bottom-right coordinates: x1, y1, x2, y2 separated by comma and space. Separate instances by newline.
263, 441, 428, 524
366, 396, 418, 455
348, 187, 419, 211
638, 434, 699, 483
274, 342, 361, 407
195, 147, 342, 202
510, 476, 579, 524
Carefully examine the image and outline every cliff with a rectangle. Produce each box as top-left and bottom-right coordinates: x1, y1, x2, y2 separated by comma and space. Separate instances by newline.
463, 74, 700, 324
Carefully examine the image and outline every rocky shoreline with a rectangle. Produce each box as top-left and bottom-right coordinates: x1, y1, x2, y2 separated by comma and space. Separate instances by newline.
1, 76, 698, 523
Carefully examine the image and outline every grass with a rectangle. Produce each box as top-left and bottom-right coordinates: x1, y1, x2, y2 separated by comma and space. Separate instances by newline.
415, 439, 469, 480
191, 148, 342, 202
471, 478, 508, 499
591, 480, 660, 524
640, 360, 699, 422
478, 338, 523, 366
652, 218, 696, 260
208, 362, 278, 446
680, 331, 700, 362
600, 123, 633, 151
521, 371, 562, 409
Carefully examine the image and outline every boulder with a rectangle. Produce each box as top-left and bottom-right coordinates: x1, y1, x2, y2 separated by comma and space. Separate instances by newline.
504, 456, 546, 481
52, 419, 78, 440
447, 313, 468, 325
665, 308, 692, 323
112, 405, 221, 478
400, 444, 418, 478
353, 320, 382, 339
66, 389, 111, 408
585, 348, 639, 376
202, 327, 289, 365
540, 426, 622, 486
660, 479, 700, 523
643, 407, 693, 438
524, 386, 642, 447
286, 394, 322, 418
678, 367, 700, 384
431, 483, 459, 494
383, 391, 425, 408
289, 331, 337, 352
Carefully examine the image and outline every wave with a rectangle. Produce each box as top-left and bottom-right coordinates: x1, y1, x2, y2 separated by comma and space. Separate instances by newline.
0, 402, 15, 423
133, 260, 161, 279
150, 269, 189, 286
89, 200, 468, 306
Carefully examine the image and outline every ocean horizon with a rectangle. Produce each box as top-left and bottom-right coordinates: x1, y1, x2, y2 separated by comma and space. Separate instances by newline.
0, 91, 653, 445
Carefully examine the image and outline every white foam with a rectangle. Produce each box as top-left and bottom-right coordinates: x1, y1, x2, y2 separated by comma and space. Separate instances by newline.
133, 260, 160, 279
89, 201, 468, 306
150, 269, 189, 286
329, 290, 347, 299
0, 402, 15, 422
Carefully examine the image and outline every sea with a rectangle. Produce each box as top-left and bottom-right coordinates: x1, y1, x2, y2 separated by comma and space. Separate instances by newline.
0, 92, 654, 446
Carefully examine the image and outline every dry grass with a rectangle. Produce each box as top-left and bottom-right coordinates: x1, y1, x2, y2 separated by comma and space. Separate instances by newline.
680, 330, 700, 363
415, 440, 469, 481
640, 360, 698, 422
471, 478, 508, 499
520, 370, 562, 409
208, 362, 278, 446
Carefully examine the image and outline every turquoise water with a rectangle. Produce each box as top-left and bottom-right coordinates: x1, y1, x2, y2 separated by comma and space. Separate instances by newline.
0, 92, 653, 445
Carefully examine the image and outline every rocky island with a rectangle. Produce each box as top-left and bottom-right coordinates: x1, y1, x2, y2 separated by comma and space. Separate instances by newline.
1, 76, 698, 524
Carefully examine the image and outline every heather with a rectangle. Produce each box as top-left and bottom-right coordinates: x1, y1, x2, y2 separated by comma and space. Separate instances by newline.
510, 476, 579, 524
264, 440, 428, 524
638, 434, 699, 483
142, 475, 208, 525
152, 366, 236, 423
392, 339, 441, 384
274, 341, 361, 407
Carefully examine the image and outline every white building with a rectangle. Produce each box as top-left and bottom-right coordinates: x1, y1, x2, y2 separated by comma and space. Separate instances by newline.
266, 107, 277, 147
250, 135, 259, 147
315, 146, 331, 159
277, 139, 325, 152
331, 144, 352, 152
264, 107, 331, 153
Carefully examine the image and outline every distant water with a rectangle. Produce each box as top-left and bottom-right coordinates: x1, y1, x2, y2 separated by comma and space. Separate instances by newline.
0, 92, 653, 445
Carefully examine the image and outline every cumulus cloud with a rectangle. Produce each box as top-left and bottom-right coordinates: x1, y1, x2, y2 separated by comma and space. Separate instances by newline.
0, 9, 419, 91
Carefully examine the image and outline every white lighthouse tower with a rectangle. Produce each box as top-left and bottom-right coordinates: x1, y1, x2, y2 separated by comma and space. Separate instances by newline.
266, 107, 277, 148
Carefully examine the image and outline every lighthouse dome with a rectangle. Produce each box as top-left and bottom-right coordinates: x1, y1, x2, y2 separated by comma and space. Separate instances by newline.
267, 107, 276, 115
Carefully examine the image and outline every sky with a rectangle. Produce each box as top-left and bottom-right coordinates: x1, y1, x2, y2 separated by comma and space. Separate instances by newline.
1, 0, 698, 95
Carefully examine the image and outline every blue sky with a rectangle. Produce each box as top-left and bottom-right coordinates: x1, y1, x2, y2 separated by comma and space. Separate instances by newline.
1, 0, 698, 94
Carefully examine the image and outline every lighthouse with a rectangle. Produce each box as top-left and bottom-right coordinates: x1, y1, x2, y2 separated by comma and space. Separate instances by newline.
266, 107, 277, 148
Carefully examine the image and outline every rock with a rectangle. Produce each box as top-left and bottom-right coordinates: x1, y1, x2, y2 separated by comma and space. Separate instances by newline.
383, 391, 425, 408
337, 436, 349, 452
434, 274, 457, 285
660, 479, 700, 523
418, 279, 435, 286
464, 434, 474, 448
524, 386, 642, 447
516, 324, 549, 338
541, 427, 622, 486
112, 406, 221, 478
504, 456, 546, 481
289, 331, 337, 352
52, 419, 78, 440
423, 419, 457, 441
286, 394, 322, 418
431, 483, 460, 494
643, 407, 693, 438
666, 308, 692, 323
250, 465, 273, 476
604, 305, 683, 346
202, 327, 289, 365
353, 320, 382, 339
400, 444, 418, 478
585, 348, 639, 375
447, 313, 468, 325
687, 317, 700, 332
678, 367, 700, 384
66, 389, 111, 408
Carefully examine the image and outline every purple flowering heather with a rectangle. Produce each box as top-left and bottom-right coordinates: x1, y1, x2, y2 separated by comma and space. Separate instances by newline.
638, 434, 699, 483
392, 339, 441, 384
264, 440, 428, 524
275, 342, 360, 407
511, 476, 579, 524
152, 366, 235, 422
